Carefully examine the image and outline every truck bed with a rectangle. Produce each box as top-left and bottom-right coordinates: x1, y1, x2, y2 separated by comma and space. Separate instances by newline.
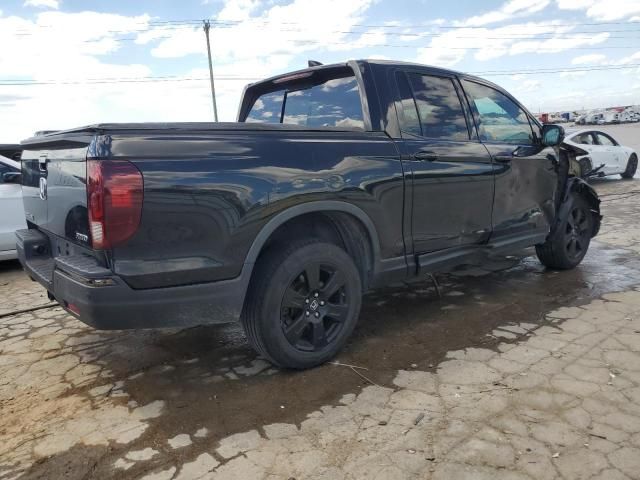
21, 122, 364, 145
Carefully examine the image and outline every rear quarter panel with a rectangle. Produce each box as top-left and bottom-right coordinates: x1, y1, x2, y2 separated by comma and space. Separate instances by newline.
104, 130, 403, 288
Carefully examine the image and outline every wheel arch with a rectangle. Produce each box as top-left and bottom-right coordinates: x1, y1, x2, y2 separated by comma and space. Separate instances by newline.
246, 201, 380, 260
562, 177, 602, 237
239, 201, 382, 299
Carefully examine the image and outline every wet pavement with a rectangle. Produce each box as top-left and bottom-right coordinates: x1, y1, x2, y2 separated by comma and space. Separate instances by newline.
2, 171, 640, 478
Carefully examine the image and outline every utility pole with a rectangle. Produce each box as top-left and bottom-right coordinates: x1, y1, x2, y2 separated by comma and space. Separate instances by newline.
203, 20, 218, 122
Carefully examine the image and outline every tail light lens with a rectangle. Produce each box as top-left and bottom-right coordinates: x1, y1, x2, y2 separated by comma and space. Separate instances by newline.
87, 160, 143, 249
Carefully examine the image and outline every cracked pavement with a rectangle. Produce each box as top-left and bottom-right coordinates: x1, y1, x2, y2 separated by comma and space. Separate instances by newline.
3, 126, 640, 479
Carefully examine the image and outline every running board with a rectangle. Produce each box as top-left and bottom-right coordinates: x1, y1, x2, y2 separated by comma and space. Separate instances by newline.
416, 233, 547, 274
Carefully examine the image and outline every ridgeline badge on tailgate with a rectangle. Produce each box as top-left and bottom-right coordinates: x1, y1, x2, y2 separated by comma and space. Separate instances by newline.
75, 232, 89, 242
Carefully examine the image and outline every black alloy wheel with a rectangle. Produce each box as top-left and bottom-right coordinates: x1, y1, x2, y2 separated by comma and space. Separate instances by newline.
535, 192, 593, 270
242, 240, 362, 369
564, 205, 590, 262
280, 263, 350, 352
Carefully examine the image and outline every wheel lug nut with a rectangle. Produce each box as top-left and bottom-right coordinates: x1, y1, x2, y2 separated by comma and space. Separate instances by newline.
305, 311, 310, 316
315, 312, 320, 318
320, 301, 325, 306
305, 298, 309, 304
314, 292, 319, 297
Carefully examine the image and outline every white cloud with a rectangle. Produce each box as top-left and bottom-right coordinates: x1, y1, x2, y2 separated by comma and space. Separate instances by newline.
416, 21, 609, 67
615, 50, 640, 65
149, 0, 374, 60
23, 0, 59, 9
571, 53, 607, 64
217, 0, 261, 21
2, 0, 635, 141
518, 79, 542, 91
508, 31, 609, 56
0, 11, 153, 82
555, 0, 595, 10
459, 0, 550, 27
0, 0, 380, 141
0, 10, 156, 140
556, 0, 640, 20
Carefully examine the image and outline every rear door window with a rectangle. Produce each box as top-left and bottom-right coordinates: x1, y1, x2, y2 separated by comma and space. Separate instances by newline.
397, 72, 470, 141
574, 133, 595, 145
596, 133, 616, 146
462, 80, 535, 145
245, 75, 364, 129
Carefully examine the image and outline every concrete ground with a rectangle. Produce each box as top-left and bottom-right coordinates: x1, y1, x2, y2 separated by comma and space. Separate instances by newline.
2, 124, 640, 479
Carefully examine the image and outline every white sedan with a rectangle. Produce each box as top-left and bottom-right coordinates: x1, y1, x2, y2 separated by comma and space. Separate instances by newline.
0, 154, 26, 260
563, 129, 638, 179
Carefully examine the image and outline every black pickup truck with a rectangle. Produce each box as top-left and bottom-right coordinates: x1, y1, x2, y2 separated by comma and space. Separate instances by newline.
17, 59, 601, 369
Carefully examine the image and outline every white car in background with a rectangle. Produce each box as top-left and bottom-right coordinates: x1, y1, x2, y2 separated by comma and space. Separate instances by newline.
563, 129, 638, 179
0, 154, 26, 260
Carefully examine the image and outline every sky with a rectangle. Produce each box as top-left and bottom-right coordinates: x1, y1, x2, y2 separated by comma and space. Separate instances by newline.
1, 0, 640, 142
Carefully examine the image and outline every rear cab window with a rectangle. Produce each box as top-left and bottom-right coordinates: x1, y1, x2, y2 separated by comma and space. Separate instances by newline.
242, 67, 365, 129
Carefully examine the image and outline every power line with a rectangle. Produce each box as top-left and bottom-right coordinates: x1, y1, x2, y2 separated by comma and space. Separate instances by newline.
8, 17, 640, 36
9, 31, 639, 52
1, 63, 639, 86
17, 30, 640, 44
9, 19, 640, 35
10, 28, 640, 41
296, 42, 636, 50
11, 17, 640, 30
475, 63, 640, 75
0, 76, 257, 86
7, 20, 640, 51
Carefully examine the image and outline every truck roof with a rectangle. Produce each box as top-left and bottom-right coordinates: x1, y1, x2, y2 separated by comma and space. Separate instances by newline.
254, 59, 471, 86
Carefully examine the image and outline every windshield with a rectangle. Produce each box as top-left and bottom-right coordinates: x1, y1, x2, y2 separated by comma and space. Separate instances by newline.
244, 74, 364, 130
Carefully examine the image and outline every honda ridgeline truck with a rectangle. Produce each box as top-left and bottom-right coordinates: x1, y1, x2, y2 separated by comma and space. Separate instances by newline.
16, 60, 601, 369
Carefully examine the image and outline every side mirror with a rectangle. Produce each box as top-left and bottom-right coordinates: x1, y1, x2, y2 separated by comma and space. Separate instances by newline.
541, 124, 564, 147
3, 172, 22, 184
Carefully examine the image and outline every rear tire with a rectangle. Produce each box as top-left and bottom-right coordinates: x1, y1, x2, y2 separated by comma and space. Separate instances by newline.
535, 192, 593, 270
242, 240, 362, 369
621, 154, 637, 179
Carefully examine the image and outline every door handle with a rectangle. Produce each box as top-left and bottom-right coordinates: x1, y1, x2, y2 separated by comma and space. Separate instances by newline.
413, 151, 438, 162
494, 155, 513, 163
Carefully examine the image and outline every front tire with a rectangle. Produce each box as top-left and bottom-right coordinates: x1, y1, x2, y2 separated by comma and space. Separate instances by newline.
536, 192, 593, 270
621, 154, 637, 179
242, 240, 362, 369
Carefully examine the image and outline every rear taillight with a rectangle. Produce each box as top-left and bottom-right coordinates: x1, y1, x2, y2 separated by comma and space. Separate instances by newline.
87, 160, 143, 249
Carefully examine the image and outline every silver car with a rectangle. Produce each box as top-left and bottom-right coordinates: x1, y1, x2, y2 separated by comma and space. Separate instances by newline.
563, 129, 638, 179
0, 155, 26, 260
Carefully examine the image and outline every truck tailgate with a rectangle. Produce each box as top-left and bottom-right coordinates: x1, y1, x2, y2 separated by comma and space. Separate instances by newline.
21, 133, 93, 245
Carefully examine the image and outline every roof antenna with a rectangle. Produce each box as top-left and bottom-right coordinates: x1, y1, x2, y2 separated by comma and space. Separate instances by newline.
308, 60, 323, 67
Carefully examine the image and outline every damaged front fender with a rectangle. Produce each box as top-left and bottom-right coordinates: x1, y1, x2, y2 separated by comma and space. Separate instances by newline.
557, 177, 602, 238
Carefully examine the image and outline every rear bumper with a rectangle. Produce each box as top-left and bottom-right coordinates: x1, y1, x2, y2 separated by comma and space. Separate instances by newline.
16, 229, 246, 329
